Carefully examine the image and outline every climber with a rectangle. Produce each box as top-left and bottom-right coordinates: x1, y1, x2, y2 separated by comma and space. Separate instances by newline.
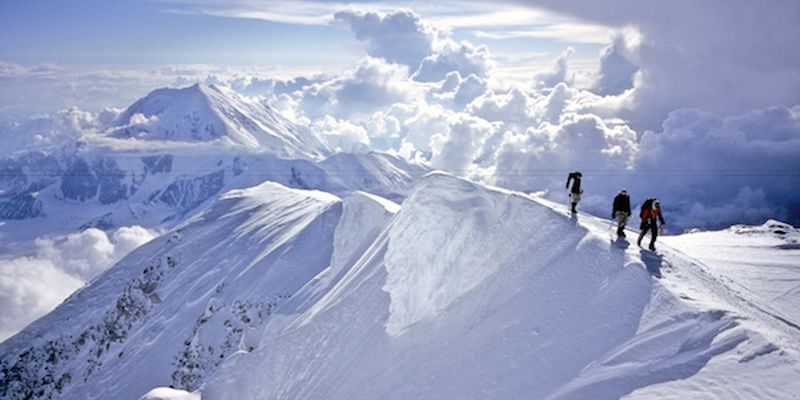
637, 198, 666, 251
612, 189, 631, 238
565, 171, 583, 214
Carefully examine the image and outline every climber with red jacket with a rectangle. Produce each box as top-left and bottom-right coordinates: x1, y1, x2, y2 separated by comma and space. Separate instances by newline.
637, 198, 665, 251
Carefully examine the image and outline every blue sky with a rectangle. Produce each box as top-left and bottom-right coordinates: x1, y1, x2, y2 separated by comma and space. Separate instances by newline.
0, 0, 617, 119
0, 0, 607, 69
0, 0, 358, 66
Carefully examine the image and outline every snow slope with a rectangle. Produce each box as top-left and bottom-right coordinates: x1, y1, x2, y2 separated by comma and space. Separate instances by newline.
664, 221, 800, 340
0, 182, 400, 399
3, 172, 799, 400
0, 85, 427, 345
199, 173, 800, 400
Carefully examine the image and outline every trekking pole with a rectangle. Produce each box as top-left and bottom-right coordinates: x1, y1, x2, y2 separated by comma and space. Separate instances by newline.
566, 191, 571, 211
609, 211, 620, 230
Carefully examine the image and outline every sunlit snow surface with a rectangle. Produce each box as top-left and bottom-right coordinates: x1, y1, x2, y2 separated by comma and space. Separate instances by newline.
0, 83, 426, 347
2, 172, 799, 399
201, 174, 800, 400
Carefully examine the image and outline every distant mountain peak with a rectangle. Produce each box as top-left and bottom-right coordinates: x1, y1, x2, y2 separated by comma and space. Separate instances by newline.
108, 83, 331, 159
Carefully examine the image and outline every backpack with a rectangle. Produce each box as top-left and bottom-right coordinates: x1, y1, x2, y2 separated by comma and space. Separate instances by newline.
640, 198, 655, 218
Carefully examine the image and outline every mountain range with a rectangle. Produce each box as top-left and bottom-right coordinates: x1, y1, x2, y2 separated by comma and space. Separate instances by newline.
0, 83, 425, 250
0, 84, 798, 400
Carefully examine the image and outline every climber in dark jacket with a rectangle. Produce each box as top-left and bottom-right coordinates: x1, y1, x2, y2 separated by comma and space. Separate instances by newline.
565, 171, 582, 214
612, 189, 631, 238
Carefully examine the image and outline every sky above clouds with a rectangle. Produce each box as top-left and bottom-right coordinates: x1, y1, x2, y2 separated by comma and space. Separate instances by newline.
0, 0, 611, 117
1, 0, 799, 230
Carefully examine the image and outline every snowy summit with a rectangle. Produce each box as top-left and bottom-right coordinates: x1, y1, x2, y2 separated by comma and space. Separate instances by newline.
109, 84, 331, 158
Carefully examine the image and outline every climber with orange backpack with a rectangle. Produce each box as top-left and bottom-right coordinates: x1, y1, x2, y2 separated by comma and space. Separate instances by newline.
637, 198, 666, 251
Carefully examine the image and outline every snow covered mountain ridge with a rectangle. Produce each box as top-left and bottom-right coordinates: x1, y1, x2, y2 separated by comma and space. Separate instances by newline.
0, 83, 427, 350
0, 82, 425, 232
108, 83, 331, 158
2, 172, 798, 399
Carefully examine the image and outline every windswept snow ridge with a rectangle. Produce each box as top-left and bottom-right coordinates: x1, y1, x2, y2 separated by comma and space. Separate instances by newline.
2, 171, 799, 399
200, 173, 799, 400
140, 387, 199, 400
0, 182, 347, 399
383, 173, 570, 336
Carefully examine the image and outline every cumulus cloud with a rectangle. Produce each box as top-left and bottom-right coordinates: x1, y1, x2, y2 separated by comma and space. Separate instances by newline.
364, 110, 403, 150
225, 75, 322, 98
0, 106, 110, 156
296, 57, 422, 120
412, 40, 494, 82
469, 88, 536, 127
35, 226, 159, 280
476, 97, 799, 231
358, 99, 498, 164
430, 114, 497, 174
631, 106, 800, 230
491, 111, 637, 193
126, 113, 160, 132
310, 115, 371, 153
4, 3, 798, 234
512, 0, 800, 130
336, 9, 494, 84
334, 10, 438, 68
0, 226, 159, 341
534, 47, 574, 89
429, 72, 489, 111
0, 257, 83, 342
592, 34, 639, 96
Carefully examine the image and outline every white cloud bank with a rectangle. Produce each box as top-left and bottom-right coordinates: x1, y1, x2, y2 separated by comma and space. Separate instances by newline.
0, 226, 159, 342
510, 0, 800, 130
282, 8, 799, 231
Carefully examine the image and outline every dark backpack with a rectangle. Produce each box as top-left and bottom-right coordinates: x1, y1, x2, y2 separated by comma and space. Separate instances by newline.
640, 198, 655, 218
